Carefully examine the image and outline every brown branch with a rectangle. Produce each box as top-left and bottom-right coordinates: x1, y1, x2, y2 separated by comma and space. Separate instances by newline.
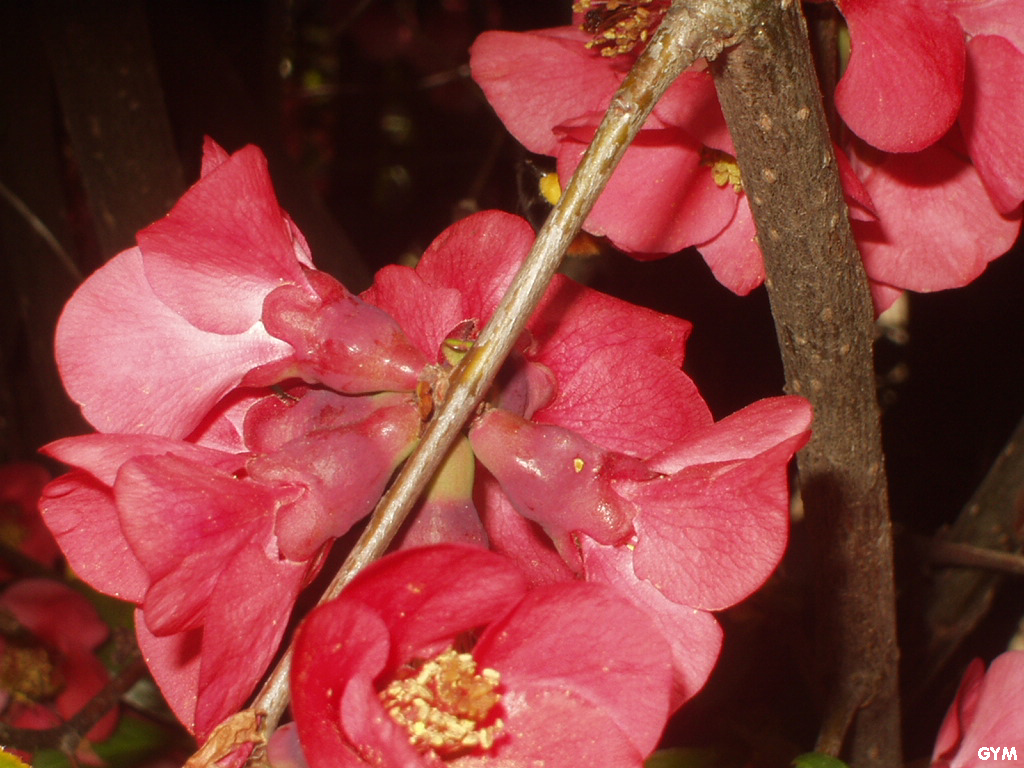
911, 411, 1024, 694
710, 3, 900, 765
182, 4, 756, 766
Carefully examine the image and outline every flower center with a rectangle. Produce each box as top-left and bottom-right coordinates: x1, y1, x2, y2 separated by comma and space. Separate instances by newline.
575, 0, 670, 56
379, 648, 504, 758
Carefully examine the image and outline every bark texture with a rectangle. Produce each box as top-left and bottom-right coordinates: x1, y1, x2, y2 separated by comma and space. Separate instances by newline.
711, 3, 901, 764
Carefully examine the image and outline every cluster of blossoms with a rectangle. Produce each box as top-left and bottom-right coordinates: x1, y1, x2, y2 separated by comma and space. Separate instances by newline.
469, 0, 1024, 310
38, 138, 811, 763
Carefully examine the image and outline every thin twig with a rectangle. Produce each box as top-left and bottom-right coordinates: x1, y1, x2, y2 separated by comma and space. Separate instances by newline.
925, 538, 1024, 577
214, 1, 753, 761
0, 178, 82, 282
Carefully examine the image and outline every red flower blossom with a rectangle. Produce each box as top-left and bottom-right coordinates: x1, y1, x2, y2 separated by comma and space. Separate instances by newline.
0, 580, 117, 746
55, 139, 423, 440
288, 545, 675, 768
932, 651, 1024, 767
469, 8, 1022, 308
43, 138, 808, 737
469, 396, 811, 705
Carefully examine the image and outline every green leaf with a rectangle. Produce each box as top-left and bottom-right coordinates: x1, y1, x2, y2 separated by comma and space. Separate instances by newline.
792, 752, 850, 768
646, 747, 721, 768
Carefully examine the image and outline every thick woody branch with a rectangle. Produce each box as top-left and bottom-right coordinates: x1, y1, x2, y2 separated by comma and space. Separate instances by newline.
710, 3, 900, 765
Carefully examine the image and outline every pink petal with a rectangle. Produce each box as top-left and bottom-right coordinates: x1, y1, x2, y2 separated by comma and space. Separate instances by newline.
960, 35, 1024, 212
361, 264, 464, 362
581, 537, 723, 709
458, 687, 645, 768
475, 468, 579, 586
652, 68, 732, 152
475, 582, 674, 756
43, 432, 242, 488
256, 269, 426, 394
535, 347, 710, 457
250, 402, 420, 561
469, 410, 646, 546
56, 651, 119, 742
339, 545, 529, 667
948, 0, 1024, 51
137, 144, 310, 335
555, 121, 739, 255
469, 28, 625, 155
647, 396, 812, 473
836, 0, 965, 152
631, 436, 804, 610
290, 599, 401, 768
0, 579, 108, 654
115, 455, 280, 635
193, 544, 309, 738
932, 658, 985, 763
933, 651, 1024, 767
135, 617, 202, 734
413, 210, 535, 322
850, 141, 1022, 291
56, 247, 291, 438
695, 195, 766, 294
38, 472, 149, 603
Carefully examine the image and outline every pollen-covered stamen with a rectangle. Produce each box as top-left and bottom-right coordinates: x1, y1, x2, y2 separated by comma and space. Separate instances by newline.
574, 0, 670, 57
380, 648, 504, 758
701, 147, 744, 193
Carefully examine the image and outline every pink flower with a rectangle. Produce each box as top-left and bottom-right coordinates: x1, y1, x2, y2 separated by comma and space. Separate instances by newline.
44, 138, 807, 738
288, 545, 675, 768
469, 396, 811, 705
55, 138, 424, 440
469, 8, 1022, 307
0, 580, 117, 746
932, 651, 1024, 767
40, 393, 420, 738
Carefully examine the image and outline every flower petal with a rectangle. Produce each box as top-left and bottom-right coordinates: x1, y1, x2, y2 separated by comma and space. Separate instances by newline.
960, 35, 1024, 212
469, 28, 625, 155
55, 247, 291, 437
835, 0, 965, 152
850, 141, 1022, 291
137, 143, 310, 335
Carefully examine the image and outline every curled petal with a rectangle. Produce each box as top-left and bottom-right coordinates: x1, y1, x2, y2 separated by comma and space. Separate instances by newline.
255, 269, 426, 394
55, 247, 291, 438
470, 410, 649, 546
835, 0, 965, 152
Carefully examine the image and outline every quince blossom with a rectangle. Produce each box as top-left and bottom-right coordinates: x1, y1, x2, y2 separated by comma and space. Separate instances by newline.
931, 651, 1024, 767
41, 138, 809, 739
469, 4, 1022, 308
286, 545, 675, 768
0, 580, 117, 749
